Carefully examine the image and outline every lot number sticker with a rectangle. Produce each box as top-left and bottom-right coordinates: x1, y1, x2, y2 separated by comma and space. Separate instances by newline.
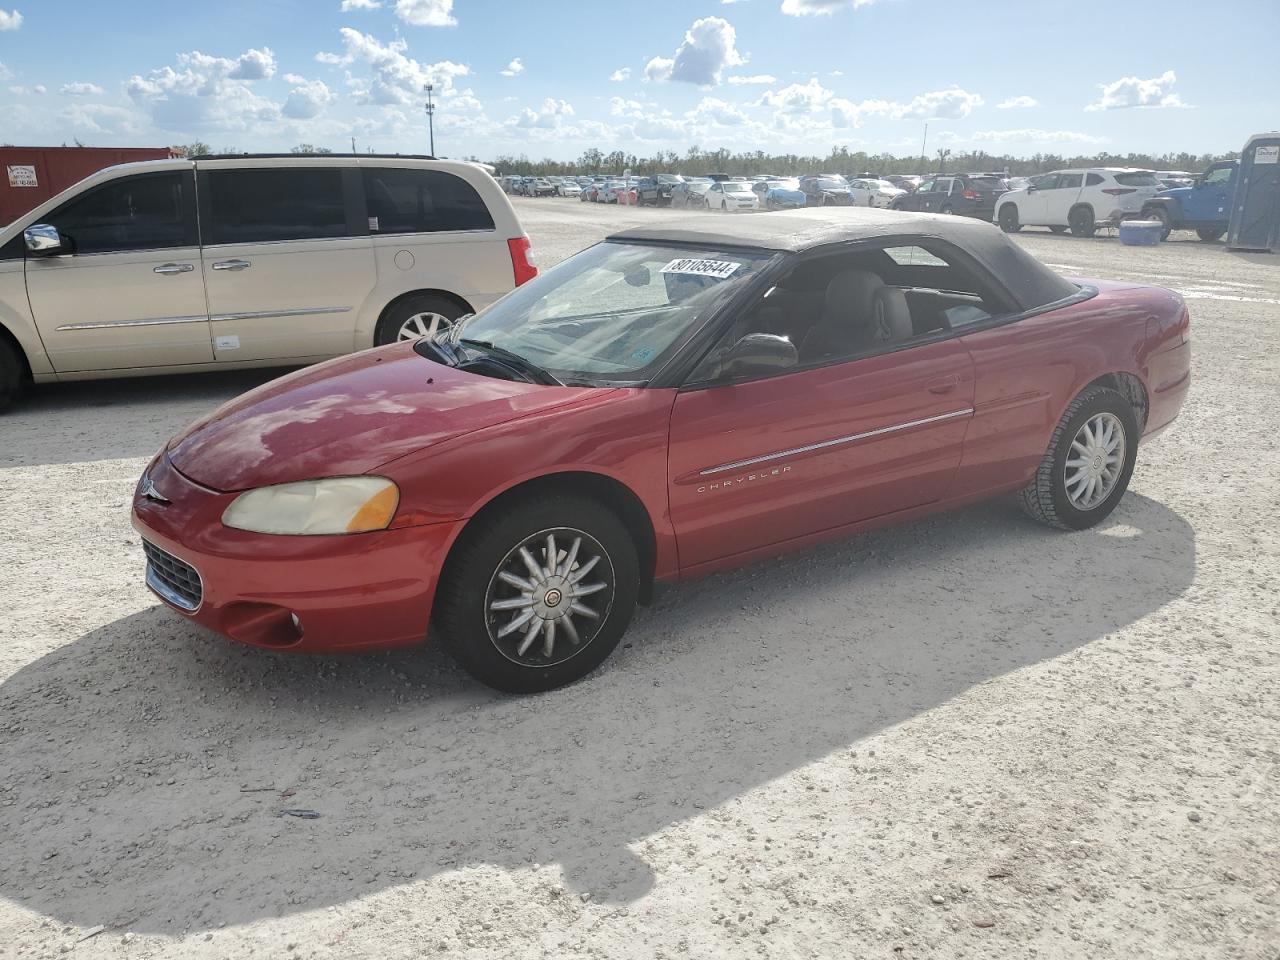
660, 258, 742, 280
1255, 145, 1279, 165
7, 165, 38, 188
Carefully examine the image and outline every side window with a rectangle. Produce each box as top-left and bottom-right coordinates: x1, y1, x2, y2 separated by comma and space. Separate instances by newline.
362, 167, 495, 234
1203, 166, 1232, 186
1058, 173, 1084, 189
1030, 174, 1057, 190
917, 179, 935, 193
1085, 173, 1104, 186
45, 172, 193, 254
206, 168, 347, 244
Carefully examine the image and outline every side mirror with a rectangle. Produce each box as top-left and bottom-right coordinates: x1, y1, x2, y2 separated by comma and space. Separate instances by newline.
24, 224, 65, 256
1027, 184, 1039, 192
722, 333, 798, 379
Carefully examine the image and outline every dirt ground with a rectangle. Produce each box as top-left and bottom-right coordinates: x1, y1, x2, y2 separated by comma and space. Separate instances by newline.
1, 200, 1277, 960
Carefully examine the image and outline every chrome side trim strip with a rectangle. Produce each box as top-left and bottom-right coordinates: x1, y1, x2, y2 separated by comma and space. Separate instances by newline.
56, 315, 209, 332
699, 408, 975, 476
210, 306, 352, 323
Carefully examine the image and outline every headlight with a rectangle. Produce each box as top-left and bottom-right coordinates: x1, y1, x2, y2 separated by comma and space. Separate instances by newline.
221, 477, 399, 536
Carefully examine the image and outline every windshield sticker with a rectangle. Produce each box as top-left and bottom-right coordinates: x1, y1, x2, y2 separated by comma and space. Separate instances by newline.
660, 258, 742, 280
631, 346, 657, 363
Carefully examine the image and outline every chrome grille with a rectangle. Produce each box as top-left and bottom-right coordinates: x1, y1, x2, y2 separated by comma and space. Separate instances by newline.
143, 540, 203, 611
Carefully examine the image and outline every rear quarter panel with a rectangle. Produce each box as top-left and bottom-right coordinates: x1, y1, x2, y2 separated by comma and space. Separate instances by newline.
952, 281, 1186, 497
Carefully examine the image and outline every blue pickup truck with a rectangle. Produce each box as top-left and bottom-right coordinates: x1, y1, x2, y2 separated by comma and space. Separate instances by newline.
1140, 160, 1236, 242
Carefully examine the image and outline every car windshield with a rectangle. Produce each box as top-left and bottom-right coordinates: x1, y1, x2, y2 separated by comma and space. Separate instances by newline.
724, 183, 753, 194
816, 179, 846, 189
439, 241, 774, 385
773, 179, 800, 190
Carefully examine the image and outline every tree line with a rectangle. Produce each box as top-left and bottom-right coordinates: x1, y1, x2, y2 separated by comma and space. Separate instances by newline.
488, 145, 1239, 178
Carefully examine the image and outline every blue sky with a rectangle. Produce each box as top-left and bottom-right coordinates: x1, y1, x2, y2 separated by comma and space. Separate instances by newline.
0, 0, 1274, 160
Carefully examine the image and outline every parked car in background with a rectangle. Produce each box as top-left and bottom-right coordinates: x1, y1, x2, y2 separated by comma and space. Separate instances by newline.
635, 174, 684, 206
752, 178, 806, 210
670, 177, 713, 208
131, 207, 1190, 691
557, 180, 582, 198
0, 155, 537, 408
1154, 170, 1196, 189
580, 181, 601, 202
849, 178, 906, 209
526, 178, 557, 198
892, 174, 1005, 220
706, 180, 760, 211
598, 181, 628, 204
1140, 160, 1237, 241
884, 175, 922, 193
995, 168, 1162, 236
800, 176, 855, 206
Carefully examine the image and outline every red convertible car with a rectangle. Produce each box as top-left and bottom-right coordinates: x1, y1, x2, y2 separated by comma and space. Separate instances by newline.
133, 209, 1190, 692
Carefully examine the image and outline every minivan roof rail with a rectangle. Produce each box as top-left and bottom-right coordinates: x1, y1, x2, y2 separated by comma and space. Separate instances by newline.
188, 153, 440, 161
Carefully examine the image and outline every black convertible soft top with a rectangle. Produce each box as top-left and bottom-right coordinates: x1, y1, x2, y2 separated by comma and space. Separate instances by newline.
608, 207, 1079, 312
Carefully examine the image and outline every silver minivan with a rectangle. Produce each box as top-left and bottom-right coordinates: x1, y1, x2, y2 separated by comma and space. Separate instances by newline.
0, 155, 537, 408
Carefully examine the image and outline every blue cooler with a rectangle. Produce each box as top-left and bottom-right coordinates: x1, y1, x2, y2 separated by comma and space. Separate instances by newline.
1119, 220, 1164, 246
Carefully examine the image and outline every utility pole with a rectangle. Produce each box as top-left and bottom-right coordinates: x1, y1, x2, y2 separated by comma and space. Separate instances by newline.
351, 136, 357, 155
920, 121, 928, 171
424, 83, 436, 157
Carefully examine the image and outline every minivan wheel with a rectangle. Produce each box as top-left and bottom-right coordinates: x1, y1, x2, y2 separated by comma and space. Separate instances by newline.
436, 495, 639, 693
0, 338, 23, 412
1068, 206, 1097, 237
998, 204, 1022, 233
375, 294, 469, 346
1018, 386, 1139, 531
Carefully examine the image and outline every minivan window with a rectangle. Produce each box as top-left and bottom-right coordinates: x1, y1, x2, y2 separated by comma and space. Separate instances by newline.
45, 172, 193, 255
206, 168, 347, 244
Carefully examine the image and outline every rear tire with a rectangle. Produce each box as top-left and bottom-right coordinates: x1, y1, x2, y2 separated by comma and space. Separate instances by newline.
435, 495, 639, 693
375, 294, 469, 346
0, 337, 23, 412
1068, 205, 1097, 237
1049, 225, 1068, 234
1196, 228, 1225, 242
998, 204, 1022, 233
1018, 386, 1139, 531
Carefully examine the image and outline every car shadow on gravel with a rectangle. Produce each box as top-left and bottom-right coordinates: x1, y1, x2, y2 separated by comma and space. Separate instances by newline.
0, 492, 1194, 933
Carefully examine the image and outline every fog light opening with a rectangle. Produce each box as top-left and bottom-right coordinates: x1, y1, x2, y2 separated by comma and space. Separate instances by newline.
290, 613, 304, 637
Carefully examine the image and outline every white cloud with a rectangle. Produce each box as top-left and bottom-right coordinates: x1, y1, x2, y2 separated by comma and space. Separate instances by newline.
689, 96, 748, 126
997, 95, 1037, 109
283, 77, 334, 119
508, 97, 574, 130
61, 103, 144, 136
781, 0, 878, 15
33, 83, 44, 94
340, 0, 381, 9
228, 48, 277, 80
970, 128, 1106, 145
727, 74, 776, 85
0, 60, 10, 80
610, 67, 631, 82
500, 57, 523, 77
394, 0, 456, 27
644, 16, 745, 86
1086, 70, 1184, 111
318, 28, 468, 104
60, 82, 105, 96
894, 87, 983, 120
0, 8, 21, 30
610, 96, 644, 116
125, 47, 283, 133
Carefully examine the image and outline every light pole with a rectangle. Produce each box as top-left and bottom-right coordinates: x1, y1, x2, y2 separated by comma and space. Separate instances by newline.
424, 83, 436, 156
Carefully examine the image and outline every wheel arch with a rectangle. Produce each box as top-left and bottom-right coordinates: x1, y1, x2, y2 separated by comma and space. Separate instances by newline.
1068, 201, 1096, 220
1085, 371, 1149, 431
444, 470, 659, 606
0, 319, 34, 384
373, 288, 476, 344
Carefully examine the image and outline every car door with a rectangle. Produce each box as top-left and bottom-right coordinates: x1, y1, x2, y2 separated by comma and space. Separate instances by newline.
904, 180, 934, 211
666, 251, 976, 570
1185, 163, 1233, 225
23, 168, 213, 372
1046, 172, 1083, 223
1021, 174, 1057, 224
198, 163, 375, 362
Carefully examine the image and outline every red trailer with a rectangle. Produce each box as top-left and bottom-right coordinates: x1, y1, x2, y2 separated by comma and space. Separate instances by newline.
1, 146, 181, 226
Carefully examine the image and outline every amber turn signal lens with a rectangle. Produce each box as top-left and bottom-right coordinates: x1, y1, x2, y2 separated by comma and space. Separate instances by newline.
346, 484, 400, 533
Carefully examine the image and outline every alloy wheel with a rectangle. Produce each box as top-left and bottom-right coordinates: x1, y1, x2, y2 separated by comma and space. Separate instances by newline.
1064, 412, 1126, 510
397, 312, 453, 341
484, 527, 615, 667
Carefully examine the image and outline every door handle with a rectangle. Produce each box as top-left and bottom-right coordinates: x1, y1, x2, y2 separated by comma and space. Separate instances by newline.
153, 262, 194, 275
927, 375, 961, 394
211, 259, 252, 271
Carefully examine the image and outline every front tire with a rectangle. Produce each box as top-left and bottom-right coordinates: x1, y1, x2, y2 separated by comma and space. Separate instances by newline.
998, 204, 1022, 233
1196, 228, 1225, 242
1019, 386, 1139, 531
436, 495, 639, 693
0, 337, 23, 412
1144, 206, 1173, 240
375, 294, 468, 346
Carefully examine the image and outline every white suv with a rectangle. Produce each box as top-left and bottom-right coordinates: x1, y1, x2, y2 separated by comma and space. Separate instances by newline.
994, 168, 1163, 237
0, 155, 535, 408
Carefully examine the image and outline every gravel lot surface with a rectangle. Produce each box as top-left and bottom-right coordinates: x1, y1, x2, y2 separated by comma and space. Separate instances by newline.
2, 199, 1277, 960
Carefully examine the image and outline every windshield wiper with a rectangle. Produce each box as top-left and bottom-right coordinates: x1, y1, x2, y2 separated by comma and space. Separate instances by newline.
458, 339, 563, 386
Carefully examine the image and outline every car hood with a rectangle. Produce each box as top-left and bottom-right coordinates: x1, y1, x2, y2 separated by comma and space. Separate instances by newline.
1155, 186, 1192, 200
167, 343, 611, 492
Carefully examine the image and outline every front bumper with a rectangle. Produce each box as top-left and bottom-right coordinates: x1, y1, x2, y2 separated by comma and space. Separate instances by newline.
131, 455, 462, 654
